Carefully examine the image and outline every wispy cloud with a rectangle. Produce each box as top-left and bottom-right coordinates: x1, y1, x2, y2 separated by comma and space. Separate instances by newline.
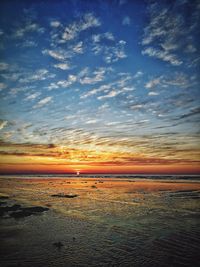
42, 49, 69, 61
141, 1, 199, 66
91, 32, 126, 63
0, 62, 9, 70
25, 92, 41, 101
98, 90, 120, 100
176, 107, 200, 120
104, 40, 127, 63
81, 84, 110, 99
21, 40, 37, 47
142, 47, 182, 66
80, 68, 106, 85
57, 74, 77, 88
0, 120, 8, 130
145, 78, 161, 89
61, 13, 100, 42
0, 82, 7, 90
72, 41, 84, 54
13, 22, 44, 38
148, 91, 159, 96
92, 32, 115, 44
53, 63, 70, 70
19, 69, 55, 83
81, 73, 133, 99
33, 96, 52, 109
122, 16, 131, 26
145, 72, 194, 91
50, 20, 61, 28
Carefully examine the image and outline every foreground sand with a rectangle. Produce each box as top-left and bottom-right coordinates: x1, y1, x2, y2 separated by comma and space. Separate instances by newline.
0, 177, 200, 266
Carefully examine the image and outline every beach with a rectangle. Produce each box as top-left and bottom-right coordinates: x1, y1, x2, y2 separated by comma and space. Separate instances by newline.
0, 176, 200, 267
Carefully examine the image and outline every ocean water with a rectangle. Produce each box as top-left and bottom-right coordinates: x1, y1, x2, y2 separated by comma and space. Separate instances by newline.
0, 176, 200, 267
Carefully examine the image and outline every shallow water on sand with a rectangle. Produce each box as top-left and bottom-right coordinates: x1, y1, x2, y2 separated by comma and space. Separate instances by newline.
0, 177, 200, 267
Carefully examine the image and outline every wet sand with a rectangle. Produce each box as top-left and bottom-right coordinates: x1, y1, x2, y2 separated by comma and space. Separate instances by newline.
0, 177, 200, 267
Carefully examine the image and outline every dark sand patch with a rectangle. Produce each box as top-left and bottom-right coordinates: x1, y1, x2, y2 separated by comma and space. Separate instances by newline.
0, 201, 49, 219
51, 193, 79, 198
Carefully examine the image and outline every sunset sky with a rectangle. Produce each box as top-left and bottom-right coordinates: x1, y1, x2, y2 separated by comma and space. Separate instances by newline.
0, 0, 199, 174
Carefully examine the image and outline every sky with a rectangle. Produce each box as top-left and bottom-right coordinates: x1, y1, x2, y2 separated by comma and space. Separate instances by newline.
0, 0, 199, 175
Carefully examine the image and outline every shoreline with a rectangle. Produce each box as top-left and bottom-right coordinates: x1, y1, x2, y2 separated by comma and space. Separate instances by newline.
0, 177, 200, 267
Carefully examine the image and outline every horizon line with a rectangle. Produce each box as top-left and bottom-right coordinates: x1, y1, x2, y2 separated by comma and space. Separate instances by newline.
0, 172, 200, 176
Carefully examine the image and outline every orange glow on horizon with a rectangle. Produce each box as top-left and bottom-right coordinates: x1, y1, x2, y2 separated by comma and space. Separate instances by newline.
0, 162, 200, 175
0, 143, 199, 175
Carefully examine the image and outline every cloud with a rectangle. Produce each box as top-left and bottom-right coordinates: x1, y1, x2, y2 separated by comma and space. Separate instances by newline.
119, 0, 126, 6
43, 44, 82, 62
25, 92, 41, 100
9, 87, 27, 96
72, 41, 83, 54
0, 82, 7, 90
46, 83, 59, 90
50, 21, 61, 28
178, 107, 200, 120
22, 40, 37, 47
1, 70, 21, 82
14, 23, 44, 38
145, 78, 160, 89
0, 120, 8, 130
130, 104, 144, 110
141, 1, 199, 66
98, 90, 120, 100
97, 84, 134, 100
145, 72, 193, 91
81, 84, 110, 99
122, 16, 131, 26
80, 68, 106, 85
57, 74, 77, 88
104, 40, 127, 63
61, 13, 100, 42
185, 44, 197, 53
92, 32, 115, 44
85, 119, 98, 124
104, 32, 115, 41
53, 63, 70, 70
133, 71, 143, 79
91, 33, 126, 63
142, 47, 182, 66
0, 62, 9, 70
19, 69, 55, 83
163, 73, 192, 88
34, 96, 52, 108
42, 49, 69, 61
81, 73, 133, 99
148, 91, 159, 96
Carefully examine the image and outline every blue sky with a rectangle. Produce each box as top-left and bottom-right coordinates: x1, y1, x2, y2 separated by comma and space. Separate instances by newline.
0, 0, 199, 174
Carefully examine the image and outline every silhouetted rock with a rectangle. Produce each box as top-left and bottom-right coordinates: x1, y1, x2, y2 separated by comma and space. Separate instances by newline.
9, 210, 33, 219
9, 206, 49, 219
0, 203, 49, 219
0, 196, 9, 200
0, 204, 22, 217
22, 206, 49, 213
53, 241, 64, 249
0, 201, 7, 206
51, 193, 78, 198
